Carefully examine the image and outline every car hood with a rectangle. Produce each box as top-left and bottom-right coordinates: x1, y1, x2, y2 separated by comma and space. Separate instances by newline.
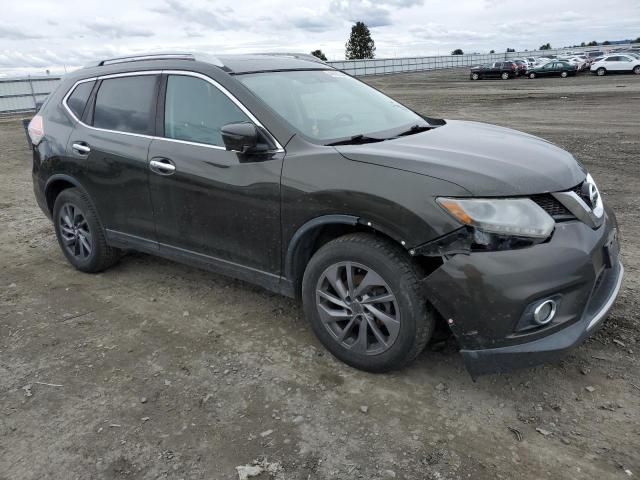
334, 120, 586, 196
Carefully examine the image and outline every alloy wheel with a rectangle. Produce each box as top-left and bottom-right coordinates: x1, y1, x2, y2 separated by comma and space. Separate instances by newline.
315, 261, 400, 355
59, 203, 92, 259
634, 66, 640, 75
597, 68, 606, 76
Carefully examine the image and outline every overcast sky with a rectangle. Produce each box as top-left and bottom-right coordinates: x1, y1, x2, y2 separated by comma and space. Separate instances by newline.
1, 0, 638, 76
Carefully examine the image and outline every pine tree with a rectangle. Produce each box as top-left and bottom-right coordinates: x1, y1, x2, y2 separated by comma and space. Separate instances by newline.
345, 22, 376, 60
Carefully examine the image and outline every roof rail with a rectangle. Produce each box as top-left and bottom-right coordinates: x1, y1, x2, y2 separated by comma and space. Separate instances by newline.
96, 53, 196, 66
254, 52, 327, 64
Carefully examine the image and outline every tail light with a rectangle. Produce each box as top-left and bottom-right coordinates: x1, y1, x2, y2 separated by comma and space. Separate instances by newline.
28, 115, 44, 146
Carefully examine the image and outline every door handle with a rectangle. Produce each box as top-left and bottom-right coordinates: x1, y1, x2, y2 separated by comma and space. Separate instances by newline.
72, 142, 91, 154
149, 159, 176, 174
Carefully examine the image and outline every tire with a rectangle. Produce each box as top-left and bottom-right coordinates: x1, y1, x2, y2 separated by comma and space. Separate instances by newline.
597, 67, 606, 76
53, 188, 121, 273
634, 66, 640, 75
501, 72, 509, 80
301, 233, 434, 372
529, 72, 536, 79
471, 73, 479, 80
560, 71, 568, 78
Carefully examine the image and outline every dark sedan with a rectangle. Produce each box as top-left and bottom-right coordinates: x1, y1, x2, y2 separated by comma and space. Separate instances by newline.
528, 61, 578, 79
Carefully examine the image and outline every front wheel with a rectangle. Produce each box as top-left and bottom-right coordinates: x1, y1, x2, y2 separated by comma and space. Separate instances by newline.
302, 233, 434, 372
501, 72, 510, 80
471, 73, 479, 80
529, 72, 536, 79
597, 67, 606, 76
560, 71, 568, 78
53, 188, 121, 273
634, 65, 640, 75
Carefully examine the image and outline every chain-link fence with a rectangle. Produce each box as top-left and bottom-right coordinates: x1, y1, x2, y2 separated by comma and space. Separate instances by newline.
327, 44, 638, 76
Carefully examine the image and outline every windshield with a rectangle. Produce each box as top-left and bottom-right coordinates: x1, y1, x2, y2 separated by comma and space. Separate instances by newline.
238, 70, 426, 143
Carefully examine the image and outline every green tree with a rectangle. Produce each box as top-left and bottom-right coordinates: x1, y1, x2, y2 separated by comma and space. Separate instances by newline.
580, 42, 586, 47
539, 43, 552, 50
451, 48, 464, 55
310, 49, 327, 61
602, 40, 611, 45
489, 49, 495, 54
345, 21, 376, 59
635, 37, 640, 44
587, 40, 598, 46
506, 48, 515, 52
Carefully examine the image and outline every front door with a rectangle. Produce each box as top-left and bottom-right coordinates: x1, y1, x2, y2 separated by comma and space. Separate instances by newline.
148, 73, 283, 275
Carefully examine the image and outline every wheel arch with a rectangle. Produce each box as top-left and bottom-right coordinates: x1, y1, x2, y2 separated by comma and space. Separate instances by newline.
284, 214, 443, 298
44, 174, 87, 214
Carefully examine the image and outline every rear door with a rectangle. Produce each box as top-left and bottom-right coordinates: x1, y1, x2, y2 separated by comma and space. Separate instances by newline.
68, 72, 159, 243
147, 72, 283, 275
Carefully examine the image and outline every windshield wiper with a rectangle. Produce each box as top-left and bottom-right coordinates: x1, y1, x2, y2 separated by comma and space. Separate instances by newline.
325, 134, 386, 146
395, 124, 433, 137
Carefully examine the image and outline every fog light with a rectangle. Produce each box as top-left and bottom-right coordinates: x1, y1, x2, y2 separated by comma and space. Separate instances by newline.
533, 299, 557, 325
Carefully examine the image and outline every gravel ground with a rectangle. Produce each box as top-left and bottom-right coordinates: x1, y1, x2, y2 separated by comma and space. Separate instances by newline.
1, 68, 639, 480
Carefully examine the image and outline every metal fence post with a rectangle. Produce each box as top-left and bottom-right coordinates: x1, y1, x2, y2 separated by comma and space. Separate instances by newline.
27, 76, 37, 111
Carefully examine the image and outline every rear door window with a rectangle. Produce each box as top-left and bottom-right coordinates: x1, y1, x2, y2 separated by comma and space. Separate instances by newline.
93, 75, 158, 135
163, 74, 251, 147
66, 81, 95, 120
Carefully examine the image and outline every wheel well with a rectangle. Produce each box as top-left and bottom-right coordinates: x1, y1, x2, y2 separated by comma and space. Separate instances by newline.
288, 223, 443, 299
45, 179, 75, 213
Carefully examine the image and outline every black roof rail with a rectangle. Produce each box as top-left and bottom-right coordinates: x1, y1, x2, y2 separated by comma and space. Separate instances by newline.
96, 53, 196, 66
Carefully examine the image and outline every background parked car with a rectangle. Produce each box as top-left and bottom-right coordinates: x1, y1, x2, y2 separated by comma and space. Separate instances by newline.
470, 61, 517, 80
591, 54, 640, 75
527, 61, 578, 79
513, 59, 528, 75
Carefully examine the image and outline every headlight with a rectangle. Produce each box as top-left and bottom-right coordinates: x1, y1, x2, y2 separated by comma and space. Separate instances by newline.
437, 197, 555, 239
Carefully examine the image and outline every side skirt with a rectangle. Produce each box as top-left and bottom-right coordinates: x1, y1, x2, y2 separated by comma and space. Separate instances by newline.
105, 230, 295, 298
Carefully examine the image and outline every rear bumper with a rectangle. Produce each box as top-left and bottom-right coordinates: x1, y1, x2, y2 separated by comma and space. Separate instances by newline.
422, 208, 623, 377
461, 261, 623, 378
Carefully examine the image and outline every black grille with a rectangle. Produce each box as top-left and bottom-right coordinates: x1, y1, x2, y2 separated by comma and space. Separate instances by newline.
532, 194, 574, 219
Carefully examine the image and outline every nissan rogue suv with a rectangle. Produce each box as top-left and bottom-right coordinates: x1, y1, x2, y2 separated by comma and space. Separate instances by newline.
29, 53, 623, 377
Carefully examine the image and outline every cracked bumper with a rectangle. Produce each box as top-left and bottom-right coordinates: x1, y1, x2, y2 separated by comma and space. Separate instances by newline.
423, 207, 623, 377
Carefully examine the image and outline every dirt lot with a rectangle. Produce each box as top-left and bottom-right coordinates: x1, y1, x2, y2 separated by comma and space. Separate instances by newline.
1, 68, 639, 480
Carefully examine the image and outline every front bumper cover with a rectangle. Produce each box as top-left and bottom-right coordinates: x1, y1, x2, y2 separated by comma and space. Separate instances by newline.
422, 207, 623, 378
461, 261, 623, 378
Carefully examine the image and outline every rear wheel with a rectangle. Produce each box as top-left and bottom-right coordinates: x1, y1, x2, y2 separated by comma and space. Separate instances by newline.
529, 72, 536, 79
302, 233, 434, 372
53, 188, 121, 273
501, 72, 510, 80
597, 67, 606, 76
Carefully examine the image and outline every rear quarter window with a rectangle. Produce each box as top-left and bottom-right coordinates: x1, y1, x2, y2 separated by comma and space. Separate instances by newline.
66, 81, 95, 120
93, 75, 158, 135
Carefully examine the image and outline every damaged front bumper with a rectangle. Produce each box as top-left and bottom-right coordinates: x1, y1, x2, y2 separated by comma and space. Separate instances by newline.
421, 207, 623, 378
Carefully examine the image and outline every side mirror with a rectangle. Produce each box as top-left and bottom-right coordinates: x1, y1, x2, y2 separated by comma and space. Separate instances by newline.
221, 122, 258, 154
